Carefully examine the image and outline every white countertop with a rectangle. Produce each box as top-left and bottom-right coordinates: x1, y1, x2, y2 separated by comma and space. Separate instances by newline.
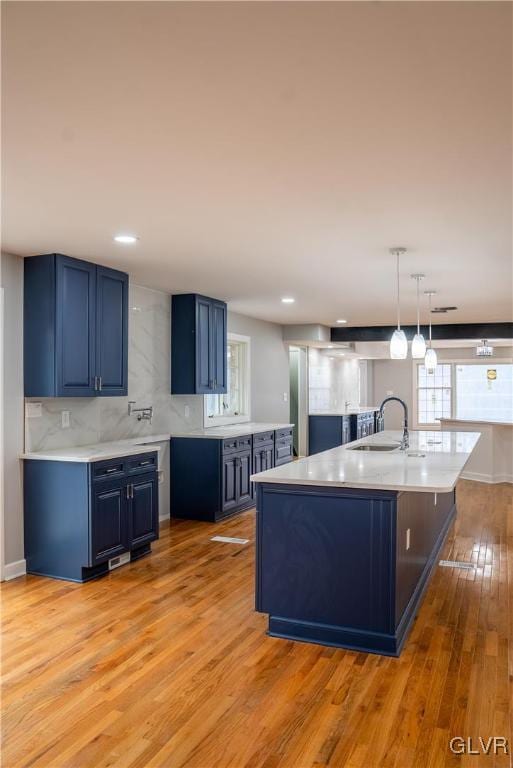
20, 433, 171, 463
440, 417, 513, 427
171, 422, 294, 439
251, 429, 481, 493
309, 407, 379, 416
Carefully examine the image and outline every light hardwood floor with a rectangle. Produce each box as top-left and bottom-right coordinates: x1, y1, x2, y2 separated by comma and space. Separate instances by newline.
2, 480, 512, 768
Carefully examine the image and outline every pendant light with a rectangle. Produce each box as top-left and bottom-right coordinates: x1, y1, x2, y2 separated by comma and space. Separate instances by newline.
411, 274, 426, 358
389, 248, 408, 359
424, 291, 437, 372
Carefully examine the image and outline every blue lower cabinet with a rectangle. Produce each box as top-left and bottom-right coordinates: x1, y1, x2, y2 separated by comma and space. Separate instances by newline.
309, 413, 377, 454
171, 430, 291, 522
255, 483, 456, 656
24, 453, 159, 582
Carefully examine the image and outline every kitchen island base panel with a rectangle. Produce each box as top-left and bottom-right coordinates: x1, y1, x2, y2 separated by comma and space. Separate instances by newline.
255, 483, 456, 656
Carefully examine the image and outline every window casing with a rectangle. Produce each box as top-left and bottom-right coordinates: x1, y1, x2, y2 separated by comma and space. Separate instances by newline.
204, 333, 251, 426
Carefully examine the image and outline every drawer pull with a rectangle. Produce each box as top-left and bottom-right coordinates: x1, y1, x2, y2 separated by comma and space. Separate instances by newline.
105, 467, 119, 474
139, 460, 151, 466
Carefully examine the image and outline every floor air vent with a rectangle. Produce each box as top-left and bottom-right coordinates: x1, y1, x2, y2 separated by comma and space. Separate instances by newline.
211, 536, 249, 545
439, 559, 475, 570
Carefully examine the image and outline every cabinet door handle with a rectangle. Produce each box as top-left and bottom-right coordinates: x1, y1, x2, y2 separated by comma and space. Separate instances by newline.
126, 483, 134, 499
98, 376, 102, 392
126, 484, 130, 499
94, 376, 99, 390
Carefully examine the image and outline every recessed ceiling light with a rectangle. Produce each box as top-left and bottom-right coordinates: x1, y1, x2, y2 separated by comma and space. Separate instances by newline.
281, 297, 295, 304
336, 319, 347, 324
114, 234, 138, 244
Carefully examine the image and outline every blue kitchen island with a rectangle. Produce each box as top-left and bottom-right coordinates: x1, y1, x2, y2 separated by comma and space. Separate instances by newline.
251, 429, 480, 656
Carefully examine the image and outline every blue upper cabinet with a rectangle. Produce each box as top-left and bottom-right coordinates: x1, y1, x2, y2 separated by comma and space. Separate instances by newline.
24, 254, 128, 397
171, 293, 227, 394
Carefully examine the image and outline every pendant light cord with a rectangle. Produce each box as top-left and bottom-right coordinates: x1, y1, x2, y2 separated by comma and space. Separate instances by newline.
396, 251, 401, 330
428, 294, 432, 346
416, 278, 420, 333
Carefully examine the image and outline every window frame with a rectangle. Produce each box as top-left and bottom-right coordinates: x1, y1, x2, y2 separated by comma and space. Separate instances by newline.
203, 332, 251, 427
412, 357, 513, 429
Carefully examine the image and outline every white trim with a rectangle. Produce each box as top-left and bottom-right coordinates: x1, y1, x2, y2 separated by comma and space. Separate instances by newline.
460, 470, 513, 485
4, 559, 26, 581
203, 333, 251, 427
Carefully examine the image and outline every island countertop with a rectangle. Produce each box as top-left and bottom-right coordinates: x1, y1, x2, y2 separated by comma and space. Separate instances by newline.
251, 429, 481, 493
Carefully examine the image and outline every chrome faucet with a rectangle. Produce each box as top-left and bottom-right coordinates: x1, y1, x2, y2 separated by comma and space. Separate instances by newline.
378, 397, 409, 450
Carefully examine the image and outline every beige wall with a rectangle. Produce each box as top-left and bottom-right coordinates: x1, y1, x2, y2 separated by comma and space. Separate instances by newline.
228, 311, 289, 423
1, 253, 24, 571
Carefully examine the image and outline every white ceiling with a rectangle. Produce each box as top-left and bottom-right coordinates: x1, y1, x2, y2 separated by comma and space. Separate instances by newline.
2, 2, 512, 326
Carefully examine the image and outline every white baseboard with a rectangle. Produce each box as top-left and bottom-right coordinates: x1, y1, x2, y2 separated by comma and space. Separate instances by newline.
3, 559, 27, 581
460, 471, 513, 485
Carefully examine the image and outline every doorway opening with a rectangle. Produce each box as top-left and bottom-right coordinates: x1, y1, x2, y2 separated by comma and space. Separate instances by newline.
288, 346, 308, 457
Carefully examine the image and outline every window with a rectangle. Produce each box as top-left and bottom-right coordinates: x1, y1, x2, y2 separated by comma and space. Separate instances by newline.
456, 364, 513, 422
415, 360, 513, 428
417, 363, 452, 425
204, 333, 250, 426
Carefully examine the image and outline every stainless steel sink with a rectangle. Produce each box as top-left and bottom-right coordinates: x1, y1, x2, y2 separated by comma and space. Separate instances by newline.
348, 444, 399, 452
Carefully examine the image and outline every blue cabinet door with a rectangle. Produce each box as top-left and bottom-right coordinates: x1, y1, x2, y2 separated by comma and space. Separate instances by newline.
130, 474, 159, 548
237, 449, 252, 507
196, 296, 212, 393
222, 454, 239, 515
96, 266, 128, 396
56, 256, 97, 396
211, 300, 227, 393
90, 481, 129, 565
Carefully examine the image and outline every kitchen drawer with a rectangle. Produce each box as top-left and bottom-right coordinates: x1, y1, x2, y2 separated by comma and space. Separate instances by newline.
253, 430, 274, 446
92, 459, 125, 482
275, 427, 293, 441
126, 452, 158, 475
223, 435, 252, 454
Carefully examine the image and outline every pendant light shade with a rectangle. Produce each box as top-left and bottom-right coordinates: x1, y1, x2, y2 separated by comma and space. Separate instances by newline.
390, 329, 408, 359
411, 333, 427, 359
424, 347, 438, 371
389, 248, 407, 359
411, 273, 426, 359
424, 290, 437, 372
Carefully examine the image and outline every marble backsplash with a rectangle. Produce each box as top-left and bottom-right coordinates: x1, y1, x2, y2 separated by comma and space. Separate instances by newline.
25, 284, 204, 451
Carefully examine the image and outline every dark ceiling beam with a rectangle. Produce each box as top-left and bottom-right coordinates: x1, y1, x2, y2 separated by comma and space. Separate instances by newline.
331, 322, 513, 343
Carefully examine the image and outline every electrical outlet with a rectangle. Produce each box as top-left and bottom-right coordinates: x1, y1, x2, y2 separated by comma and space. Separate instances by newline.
386, 390, 394, 396
406, 528, 411, 551
283, 392, 288, 403
25, 402, 42, 418
184, 405, 190, 419
61, 410, 70, 429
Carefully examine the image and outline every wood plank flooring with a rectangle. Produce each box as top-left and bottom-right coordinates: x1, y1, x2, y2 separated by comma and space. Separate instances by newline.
2, 480, 512, 768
